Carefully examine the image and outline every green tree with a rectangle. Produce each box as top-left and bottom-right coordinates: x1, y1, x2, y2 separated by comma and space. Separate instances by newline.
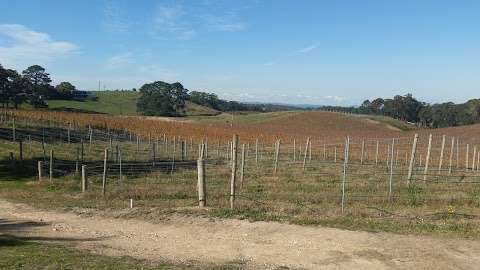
7, 70, 30, 108
137, 81, 188, 116
22, 65, 52, 96
55, 81, 76, 96
189, 91, 221, 109
0, 64, 31, 108
0, 64, 8, 106
22, 65, 51, 86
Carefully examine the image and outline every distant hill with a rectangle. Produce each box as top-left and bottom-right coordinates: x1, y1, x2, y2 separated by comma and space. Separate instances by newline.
47, 91, 220, 116
46, 90, 307, 117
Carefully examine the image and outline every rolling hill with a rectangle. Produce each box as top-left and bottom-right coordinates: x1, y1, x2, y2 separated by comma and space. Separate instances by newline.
47, 91, 220, 116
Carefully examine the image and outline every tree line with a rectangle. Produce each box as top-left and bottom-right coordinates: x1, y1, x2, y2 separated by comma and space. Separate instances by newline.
321, 94, 480, 128
137, 81, 300, 116
0, 63, 79, 108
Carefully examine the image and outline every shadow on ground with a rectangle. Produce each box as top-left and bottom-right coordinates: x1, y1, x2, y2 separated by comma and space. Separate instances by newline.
0, 218, 104, 247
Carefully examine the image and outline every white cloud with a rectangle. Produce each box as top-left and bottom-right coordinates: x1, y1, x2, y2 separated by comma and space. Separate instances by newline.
106, 52, 135, 69
152, 5, 196, 40
0, 24, 78, 68
298, 43, 319, 53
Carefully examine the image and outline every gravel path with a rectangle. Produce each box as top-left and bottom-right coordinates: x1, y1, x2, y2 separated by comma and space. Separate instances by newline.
1, 200, 479, 269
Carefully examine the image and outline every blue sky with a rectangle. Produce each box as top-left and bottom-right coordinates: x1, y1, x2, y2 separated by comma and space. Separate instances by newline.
1, 0, 479, 105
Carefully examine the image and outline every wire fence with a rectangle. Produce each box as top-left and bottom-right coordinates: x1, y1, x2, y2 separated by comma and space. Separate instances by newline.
1, 115, 480, 219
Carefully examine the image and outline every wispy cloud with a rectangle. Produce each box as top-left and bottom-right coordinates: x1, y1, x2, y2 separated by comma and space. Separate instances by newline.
0, 24, 78, 68
298, 43, 319, 53
151, 5, 196, 40
102, 1, 132, 33
263, 42, 320, 66
150, 3, 249, 40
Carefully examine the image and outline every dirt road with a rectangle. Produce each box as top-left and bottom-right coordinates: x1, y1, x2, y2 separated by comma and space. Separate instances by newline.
1, 200, 479, 269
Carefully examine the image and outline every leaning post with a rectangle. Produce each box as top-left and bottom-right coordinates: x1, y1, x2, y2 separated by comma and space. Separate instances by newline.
407, 134, 418, 184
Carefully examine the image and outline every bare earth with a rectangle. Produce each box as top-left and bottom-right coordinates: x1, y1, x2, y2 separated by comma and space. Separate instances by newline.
1, 200, 479, 270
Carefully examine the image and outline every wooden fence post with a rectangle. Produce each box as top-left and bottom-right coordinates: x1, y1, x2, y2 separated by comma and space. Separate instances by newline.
293, 139, 296, 162
375, 140, 379, 165
438, 135, 446, 173
386, 144, 390, 169
171, 136, 176, 172
323, 144, 327, 160
466, 144, 470, 171
423, 134, 432, 182
81, 165, 87, 192
448, 137, 455, 174
230, 135, 238, 210
274, 140, 280, 174
240, 144, 246, 188
198, 142, 204, 160
455, 138, 459, 168
472, 146, 477, 172
38, 161, 43, 181
302, 137, 310, 171
407, 134, 418, 184
102, 148, 108, 196
197, 158, 206, 207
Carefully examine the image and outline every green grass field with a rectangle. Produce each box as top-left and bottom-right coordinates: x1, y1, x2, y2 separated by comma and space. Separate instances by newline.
48, 91, 139, 115
47, 91, 219, 117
